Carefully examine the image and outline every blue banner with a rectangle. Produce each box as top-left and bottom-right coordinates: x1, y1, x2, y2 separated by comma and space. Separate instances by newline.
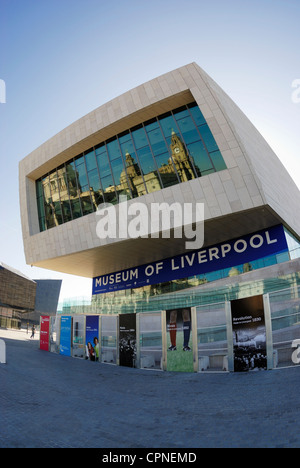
93, 225, 288, 295
60, 316, 72, 356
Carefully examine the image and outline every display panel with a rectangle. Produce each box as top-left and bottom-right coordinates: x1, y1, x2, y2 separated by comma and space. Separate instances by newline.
231, 295, 267, 372
72, 315, 85, 358
85, 316, 100, 361
166, 308, 194, 372
139, 313, 162, 369
101, 315, 117, 364
60, 316, 72, 356
119, 313, 136, 367
197, 303, 228, 372
40, 315, 50, 351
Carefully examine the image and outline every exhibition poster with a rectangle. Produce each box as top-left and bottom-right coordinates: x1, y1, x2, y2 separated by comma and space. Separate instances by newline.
119, 314, 136, 368
166, 308, 194, 372
85, 316, 100, 361
231, 295, 267, 372
40, 315, 50, 351
59, 316, 72, 356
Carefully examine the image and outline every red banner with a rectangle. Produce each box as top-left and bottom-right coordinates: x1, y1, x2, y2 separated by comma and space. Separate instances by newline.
40, 316, 50, 351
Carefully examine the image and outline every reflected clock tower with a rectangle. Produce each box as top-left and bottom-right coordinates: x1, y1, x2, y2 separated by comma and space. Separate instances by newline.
170, 130, 198, 182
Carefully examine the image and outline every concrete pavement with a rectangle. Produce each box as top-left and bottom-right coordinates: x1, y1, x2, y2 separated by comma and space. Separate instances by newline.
0, 327, 300, 448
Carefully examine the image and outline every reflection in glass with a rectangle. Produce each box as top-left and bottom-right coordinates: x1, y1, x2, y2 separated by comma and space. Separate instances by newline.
210, 150, 227, 172
188, 102, 206, 127
159, 113, 177, 139
199, 124, 219, 153
36, 180, 46, 231
36, 101, 227, 232
176, 115, 200, 145
146, 126, 168, 156
169, 130, 196, 182
197, 304, 228, 372
101, 173, 118, 205
57, 166, 72, 222
42, 174, 62, 229
101, 315, 117, 364
270, 286, 300, 368
110, 157, 131, 200
137, 146, 162, 193
75, 156, 94, 216
65, 162, 82, 219
187, 140, 213, 175
87, 168, 104, 208
85, 149, 97, 172
131, 126, 148, 149
121, 150, 146, 197
72, 316, 85, 358
139, 313, 162, 369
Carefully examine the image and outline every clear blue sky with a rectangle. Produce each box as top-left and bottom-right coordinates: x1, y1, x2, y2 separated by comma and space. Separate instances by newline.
0, 0, 299, 303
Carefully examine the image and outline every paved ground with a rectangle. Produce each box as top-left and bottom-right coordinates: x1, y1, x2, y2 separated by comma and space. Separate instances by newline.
1, 327, 300, 448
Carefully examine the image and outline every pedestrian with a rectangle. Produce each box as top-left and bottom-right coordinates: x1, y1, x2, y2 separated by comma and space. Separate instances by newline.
30, 324, 35, 339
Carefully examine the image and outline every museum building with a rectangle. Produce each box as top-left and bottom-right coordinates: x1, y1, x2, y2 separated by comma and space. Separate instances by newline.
19, 63, 300, 372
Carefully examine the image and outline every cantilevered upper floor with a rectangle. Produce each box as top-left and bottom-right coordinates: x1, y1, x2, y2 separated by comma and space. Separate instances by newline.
19, 63, 300, 278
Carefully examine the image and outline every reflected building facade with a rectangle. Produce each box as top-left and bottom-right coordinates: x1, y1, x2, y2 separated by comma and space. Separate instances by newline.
36, 103, 224, 232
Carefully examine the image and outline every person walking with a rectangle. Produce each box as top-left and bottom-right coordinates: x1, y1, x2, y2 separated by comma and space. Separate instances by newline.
30, 324, 35, 339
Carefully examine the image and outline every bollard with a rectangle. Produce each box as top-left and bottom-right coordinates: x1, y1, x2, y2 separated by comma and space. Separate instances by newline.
0, 339, 6, 364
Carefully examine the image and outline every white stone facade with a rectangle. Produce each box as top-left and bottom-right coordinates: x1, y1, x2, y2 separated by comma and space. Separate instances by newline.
19, 63, 300, 278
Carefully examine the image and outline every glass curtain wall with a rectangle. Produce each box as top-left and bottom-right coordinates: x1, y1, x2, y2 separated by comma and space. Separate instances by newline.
269, 285, 300, 368
52, 284, 300, 372
100, 315, 118, 364
138, 312, 162, 369
72, 315, 85, 359
50, 316, 60, 353
196, 303, 228, 372
36, 102, 227, 232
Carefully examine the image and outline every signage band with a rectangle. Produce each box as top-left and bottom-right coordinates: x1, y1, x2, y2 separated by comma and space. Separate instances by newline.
93, 225, 288, 295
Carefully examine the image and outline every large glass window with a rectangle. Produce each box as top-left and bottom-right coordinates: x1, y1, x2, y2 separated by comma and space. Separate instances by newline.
36, 180, 46, 231
199, 124, 219, 153
188, 102, 206, 126
36, 101, 227, 231
57, 165, 72, 222
187, 140, 214, 176
64, 162, 81, 219
74, 155, 94, 216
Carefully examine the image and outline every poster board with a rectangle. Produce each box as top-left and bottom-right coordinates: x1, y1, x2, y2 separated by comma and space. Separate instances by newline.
85, 316, 100, 361
119, 314, 136, 367
40, 315, 50, 351
231, 295, 267, 372
166, 308, 194, 372
60, 316, 72, 356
